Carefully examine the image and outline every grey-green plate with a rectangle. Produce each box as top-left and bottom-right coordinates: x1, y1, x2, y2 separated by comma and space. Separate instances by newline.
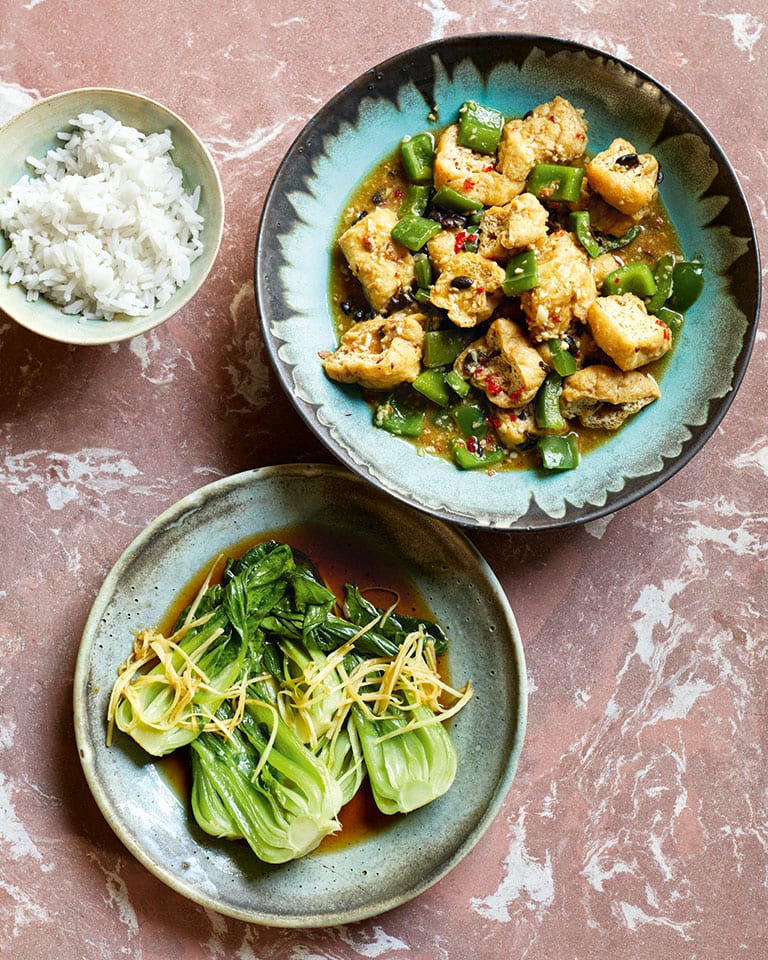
73, 464, 526, 927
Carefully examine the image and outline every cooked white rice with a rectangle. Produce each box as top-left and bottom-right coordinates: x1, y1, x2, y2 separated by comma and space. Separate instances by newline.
0, 109, 204, 320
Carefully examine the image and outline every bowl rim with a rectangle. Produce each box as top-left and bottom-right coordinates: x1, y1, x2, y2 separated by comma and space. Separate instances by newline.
254, 32, 761, 532
0, 85, 225, 346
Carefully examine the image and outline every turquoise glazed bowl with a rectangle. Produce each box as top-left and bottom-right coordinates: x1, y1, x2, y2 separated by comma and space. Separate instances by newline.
255, 35, 760, 530
74, 464, 527, 927
0, 88, 224, 345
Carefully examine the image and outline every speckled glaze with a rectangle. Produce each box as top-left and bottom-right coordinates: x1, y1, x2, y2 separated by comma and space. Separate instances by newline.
0, 88, 224, 345
256, 35, 759, 530
73, 464, 526, 927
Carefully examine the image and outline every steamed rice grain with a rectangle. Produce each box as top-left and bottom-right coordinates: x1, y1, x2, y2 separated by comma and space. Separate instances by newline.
0, 110, 205, 321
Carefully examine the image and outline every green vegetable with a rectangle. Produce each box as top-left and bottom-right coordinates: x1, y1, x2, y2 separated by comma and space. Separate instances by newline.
547, 338, 577, 376
668, 260, 704, 312
656, 305, 684, 335
539, 434, 579, 470
602, 262, 657, 298
398, 183, 431, 218
457, 100, 505, 155
570, 210, 640, 257
423, 327, 474, 368
527, 163, 584, 202
374, 394, 425, 437
391, 215, 442, 251
535, 372, 565, 431
645, 253, 675, 314
400, 132, 435, 184
453, 401, 488, 439
502, 249, 539, 296
431, 184, 484, 213
445, 369, 471, 398
413, 251, 433, 291
413, 368, 451, 407
451, 439, 504, 470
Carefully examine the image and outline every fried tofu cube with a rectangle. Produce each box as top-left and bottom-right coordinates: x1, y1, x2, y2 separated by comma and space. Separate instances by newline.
320, 310, 425, 390
426, 229, 461, 273
433, 124, 520, 207
560, 363, 660, 429
498, 96, 588, 188
587, 293, 671, 370
338, 207, 415, 313
429, 252, 506, 327
494, 403, 542, 447
521, 231, 597, 341
479, 193, 549, 260
586, 138, 659, 217
453, 317, 548, 408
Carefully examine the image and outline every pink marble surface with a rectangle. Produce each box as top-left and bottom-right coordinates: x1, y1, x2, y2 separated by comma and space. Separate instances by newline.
1, 1, 766, 957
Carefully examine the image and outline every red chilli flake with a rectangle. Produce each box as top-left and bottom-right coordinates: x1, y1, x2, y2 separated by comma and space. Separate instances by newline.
393, 187, 404, 201
466, 436, 479, 453
656, 319, 672, 341
476, 286, 485, 295
454, 231, 467, 253
463, 178, 475, 191
485, 375, 503, 396
483, 164, 494, 172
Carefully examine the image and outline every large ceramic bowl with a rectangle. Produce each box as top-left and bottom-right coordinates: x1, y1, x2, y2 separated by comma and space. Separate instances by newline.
0, 87, 224, 345
255, 35, 760, 530
73, 464, 526, 927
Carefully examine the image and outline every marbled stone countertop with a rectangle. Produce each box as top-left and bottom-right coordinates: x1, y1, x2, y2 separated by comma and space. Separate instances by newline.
1, 2, 765, 958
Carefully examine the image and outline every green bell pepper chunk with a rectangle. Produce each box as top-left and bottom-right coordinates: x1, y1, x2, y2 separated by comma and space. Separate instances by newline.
423, 327, 474, 367
444, 370, 470, 398
535, 372, 565, 431
374, 395, 425, 437
413, 252, 433, 291
602, 262, 657, 298
431, 185, 484, 213
645, 253, 675, 315
451, 439, 505, 470
527, 163, 584, 202
398, 184, 431, 219
391, 215, 442, 251
655, 305, 684, 335
453, 401, 488, 439
412, 368, 450, 407
569, 210, 640, 258
538, 434, 579, 471
400, 133, 435, 184
668, 260, 704, 313
502, 249, 539, 296
457, 100, 505, 155
547, 338, 577, 376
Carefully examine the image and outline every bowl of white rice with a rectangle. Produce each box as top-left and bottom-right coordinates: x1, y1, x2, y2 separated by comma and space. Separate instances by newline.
0, 88, 224, 345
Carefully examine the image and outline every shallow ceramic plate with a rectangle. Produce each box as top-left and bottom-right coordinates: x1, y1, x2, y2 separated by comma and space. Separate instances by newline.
73, 464, 526, 927
0, 87, 224, 345
255, 35, 760, 530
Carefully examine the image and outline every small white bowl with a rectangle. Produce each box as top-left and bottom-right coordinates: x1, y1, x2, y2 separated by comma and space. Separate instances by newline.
0, 88, 224, 345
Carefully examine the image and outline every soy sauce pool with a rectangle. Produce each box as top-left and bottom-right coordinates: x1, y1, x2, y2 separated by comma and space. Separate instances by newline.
157, 521, 441, 854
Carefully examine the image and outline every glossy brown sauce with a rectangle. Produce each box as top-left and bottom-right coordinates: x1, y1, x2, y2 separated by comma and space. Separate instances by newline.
157, 522, 434, 852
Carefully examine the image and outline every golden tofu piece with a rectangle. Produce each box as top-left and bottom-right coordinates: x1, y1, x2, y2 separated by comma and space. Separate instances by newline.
338, 207, 415, 313
521, 231, 597, 341
494, 403, 542, 447
561, 363, 660, 429
587, 293, 671, 370
478, 192, 549, 260
426, 229, 462, 273
586, 138, 659, 217
453, 317, 548, 408
433, 124, 520, 207
320, 310, 425, 390
430, 252, 506, 327
498, 96, 588, 188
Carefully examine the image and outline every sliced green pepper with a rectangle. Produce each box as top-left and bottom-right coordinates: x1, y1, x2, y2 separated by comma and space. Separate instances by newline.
602, 262, 657, 298
400, 133, 435, 184
412, 368, 450, 407
444, 370, 470, 398
413, 252, 433, 291
538, 434, 579, 471
374, 395, 425, 437
535, 372, 565, 431
547, 338, 577, 376
457, 100, 505, 155
645, 253, 675, 315
570, 210, 640, 258
453, 401, 488, 439
655, 305, 684, 335
391, 215, 442, 251
431, 185, 484, 213
599, 224, 641, 252
423, 327, 474, 368
502, 249, 539, 296
527, 163, 584, 202
398, 184, 431, 219
668, 260, 704, 313
451, 439, 505, 470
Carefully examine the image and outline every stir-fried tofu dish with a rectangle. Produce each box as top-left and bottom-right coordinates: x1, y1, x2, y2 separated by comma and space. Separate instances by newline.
322, 97, 704, 471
